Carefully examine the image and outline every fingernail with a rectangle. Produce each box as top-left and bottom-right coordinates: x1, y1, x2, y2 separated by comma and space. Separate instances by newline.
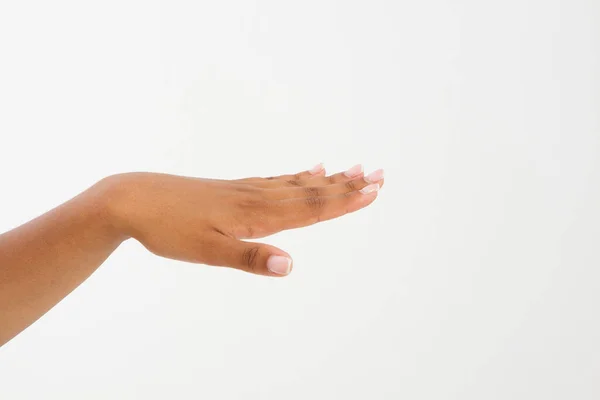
344, 164, 363, 178
360, 183, 380, 194
365, 169, 384, 183
267, 255, 292, 275
309, 163, 325, 175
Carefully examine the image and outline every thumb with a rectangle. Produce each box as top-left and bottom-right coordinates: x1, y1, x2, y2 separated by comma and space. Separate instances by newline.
206, 234, 293, 277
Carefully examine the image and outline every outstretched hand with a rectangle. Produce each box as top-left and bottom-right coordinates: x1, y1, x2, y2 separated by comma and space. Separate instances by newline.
0, 163, 384, 345
104, 164, 384, 276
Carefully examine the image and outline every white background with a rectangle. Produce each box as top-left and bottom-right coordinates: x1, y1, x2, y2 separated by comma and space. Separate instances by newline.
1, 0, 599, 398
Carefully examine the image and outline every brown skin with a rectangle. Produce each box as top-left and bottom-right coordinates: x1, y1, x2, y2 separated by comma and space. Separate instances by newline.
0, 165, 383, 346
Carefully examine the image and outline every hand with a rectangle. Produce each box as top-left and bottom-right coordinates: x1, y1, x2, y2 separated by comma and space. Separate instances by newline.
104, 164, 384, 277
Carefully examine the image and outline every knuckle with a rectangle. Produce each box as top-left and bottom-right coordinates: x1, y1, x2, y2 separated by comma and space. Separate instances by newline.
235, 184, 258, 193
305, 196, 326, 210
239, 192, 266, 208
253, 188, 269, 200
239, 198, 261, 208
327, 175, 337, 184
241, 246, 260, 272
286, 179, 302, 187
344, 180, 357, 191
303, 187, 322, 197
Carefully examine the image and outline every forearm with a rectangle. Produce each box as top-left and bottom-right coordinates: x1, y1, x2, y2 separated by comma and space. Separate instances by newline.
0, 178, 126, 346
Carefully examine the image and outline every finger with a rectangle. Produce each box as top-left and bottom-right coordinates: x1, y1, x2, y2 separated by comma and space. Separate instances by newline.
204, 234, 293, 277
266, 183, 381, 231
299, 164, 365, 186
259, 169, 385, 200
235, 163, 326, 184
362, 168, 385, 190
246, 164, 365, 188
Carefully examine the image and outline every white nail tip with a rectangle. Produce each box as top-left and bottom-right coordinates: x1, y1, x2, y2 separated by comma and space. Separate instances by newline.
309, 163, 325, 174
360, 184, 380, 194
267, 255, 292, 275
364, 169, 384, 183
344, 164, 364, 178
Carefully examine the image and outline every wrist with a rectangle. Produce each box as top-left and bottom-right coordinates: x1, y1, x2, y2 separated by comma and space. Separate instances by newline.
92, 174, 136, 242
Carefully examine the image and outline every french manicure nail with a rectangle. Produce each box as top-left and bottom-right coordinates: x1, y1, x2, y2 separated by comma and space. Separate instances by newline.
344, 164, 363, 178
360, 183, 380, 194
365, 169, 384, 183
267, 255, 292, 275
309, 163, 325, 175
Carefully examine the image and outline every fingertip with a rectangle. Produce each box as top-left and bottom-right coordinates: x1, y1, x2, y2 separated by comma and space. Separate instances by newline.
308, 162, 325, 175
346, 183, 380, 213
364, 169, 384, 184
359, 183, 380, 195
343, 164, 364, 178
